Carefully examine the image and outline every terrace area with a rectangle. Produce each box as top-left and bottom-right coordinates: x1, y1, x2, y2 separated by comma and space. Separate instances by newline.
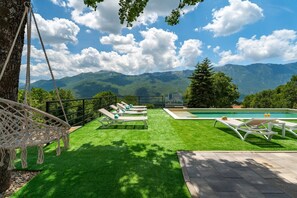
10, 109, 297, 197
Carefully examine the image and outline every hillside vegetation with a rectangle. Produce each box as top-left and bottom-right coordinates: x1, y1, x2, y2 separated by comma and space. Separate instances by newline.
242, 75, 297, 108
31, 62, 297, 99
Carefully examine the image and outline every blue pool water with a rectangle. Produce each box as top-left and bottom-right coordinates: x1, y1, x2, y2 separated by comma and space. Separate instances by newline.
191, 111, 297, 119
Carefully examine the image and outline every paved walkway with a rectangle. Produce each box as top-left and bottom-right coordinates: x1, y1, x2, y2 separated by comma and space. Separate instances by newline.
178, 151, 297, 198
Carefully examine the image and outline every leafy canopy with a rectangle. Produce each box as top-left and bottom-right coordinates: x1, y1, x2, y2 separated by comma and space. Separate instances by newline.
18, 88, 75, 111
93, 91, 117, 110
84, 0, 204, 26
212, 72, 240, 108
242, 75, 297, 108
187, 58, 214, 108
186, 58, 239, 108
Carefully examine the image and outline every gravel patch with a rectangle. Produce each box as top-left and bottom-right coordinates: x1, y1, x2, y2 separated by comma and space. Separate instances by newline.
0, 170, 40, 198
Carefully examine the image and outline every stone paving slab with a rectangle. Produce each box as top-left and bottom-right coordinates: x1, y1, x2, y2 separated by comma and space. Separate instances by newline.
178, 151, 297, 198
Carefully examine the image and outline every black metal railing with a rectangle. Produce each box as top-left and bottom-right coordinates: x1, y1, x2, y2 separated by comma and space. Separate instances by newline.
117, 95, 165, 108
46, 95, 175, 126
46, 96, 117, 126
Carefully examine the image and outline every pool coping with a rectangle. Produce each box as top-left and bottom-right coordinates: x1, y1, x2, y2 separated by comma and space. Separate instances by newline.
164, 107, 297, 120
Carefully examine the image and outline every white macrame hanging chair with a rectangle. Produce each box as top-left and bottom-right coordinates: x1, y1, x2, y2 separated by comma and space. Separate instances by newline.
0, 2, 70, 170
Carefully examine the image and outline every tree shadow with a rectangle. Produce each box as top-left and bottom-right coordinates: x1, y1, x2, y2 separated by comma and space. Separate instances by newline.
216, 127, 284, 148
97, 124, 147, 130
12, 140, 189, 197
178, 151, 297, 197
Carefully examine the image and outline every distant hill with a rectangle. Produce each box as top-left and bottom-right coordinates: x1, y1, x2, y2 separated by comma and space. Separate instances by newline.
30, 62, 297, 99
31, 70, 192, 98
214, 62, 297, 99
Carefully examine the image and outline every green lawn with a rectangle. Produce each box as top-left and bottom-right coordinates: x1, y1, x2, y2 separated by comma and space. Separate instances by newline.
13, 109, 297, 197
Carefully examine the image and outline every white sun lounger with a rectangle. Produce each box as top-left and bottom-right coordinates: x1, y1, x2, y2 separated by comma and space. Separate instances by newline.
110, 104, 147, 115
214, 118, 278, 141
121, 101, 147, 108
98, 108, 148, 128
271, 120, 297, 137
117, 103, 147, 112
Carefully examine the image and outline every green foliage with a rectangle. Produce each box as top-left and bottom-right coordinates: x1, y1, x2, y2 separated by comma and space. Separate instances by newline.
93, 91, 117, 110
84, 0, 203, 26
84, 0, 104, 9
183, 87, 191, 105
145, 103, 155, 109
18, 88, 75, 115
49, 89, 75, 100
188, 58, 214, 107
18, 89, 25, 103
18, 88, 52, 111
119, 0, 149, 27
212, 72, 240, 107
187, 59, 239, 108
122, 95, 138, 105
242, 75, 297, 108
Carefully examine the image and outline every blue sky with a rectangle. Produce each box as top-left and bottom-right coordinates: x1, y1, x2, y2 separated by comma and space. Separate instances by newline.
21, 0, 297, 82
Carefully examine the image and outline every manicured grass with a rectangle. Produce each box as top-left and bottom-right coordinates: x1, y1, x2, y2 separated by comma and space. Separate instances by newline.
13, 109, 297, 197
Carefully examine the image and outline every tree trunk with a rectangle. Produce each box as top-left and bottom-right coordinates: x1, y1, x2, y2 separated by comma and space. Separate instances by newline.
0, 0, 28, 193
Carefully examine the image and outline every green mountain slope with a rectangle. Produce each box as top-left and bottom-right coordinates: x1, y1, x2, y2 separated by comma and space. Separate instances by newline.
31, 62, 297, 99
31, 70, 192, 98
215, 62, 297, 98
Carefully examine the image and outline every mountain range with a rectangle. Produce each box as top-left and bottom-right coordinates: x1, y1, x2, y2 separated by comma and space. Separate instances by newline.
31, 62, 297, 100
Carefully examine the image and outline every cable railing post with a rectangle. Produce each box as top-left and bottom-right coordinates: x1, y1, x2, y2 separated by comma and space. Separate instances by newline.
46, 101, 50, 113
82, 99, 85, 126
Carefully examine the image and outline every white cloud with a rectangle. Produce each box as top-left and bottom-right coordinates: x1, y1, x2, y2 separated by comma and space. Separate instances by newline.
50, 0, 67, 7
216, 29, 297, 65
21, 28, 204, 82
139, 28, 180, 71
68, 0, 123, 34
137, 0, 199, 26
54, 0, 198, 34
100, 34, 137, 54
178, 39, 203, 66
203, 0, 263, 37
217, 50, 244, 65
213, 46, 220, 53
31, 13, 80, 45
21, 45, 101, 82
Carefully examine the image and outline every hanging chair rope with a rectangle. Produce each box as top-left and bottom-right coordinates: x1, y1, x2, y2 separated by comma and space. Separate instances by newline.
0, 6, 28, 81
24, 2, 32, 106
30, 8, 68, 124
0, 2, 71, 170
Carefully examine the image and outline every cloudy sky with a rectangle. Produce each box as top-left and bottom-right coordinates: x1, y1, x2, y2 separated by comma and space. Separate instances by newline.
21, 0, 297, 82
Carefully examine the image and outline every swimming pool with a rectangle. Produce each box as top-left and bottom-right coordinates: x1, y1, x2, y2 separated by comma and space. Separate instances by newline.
164, 108, 297, 120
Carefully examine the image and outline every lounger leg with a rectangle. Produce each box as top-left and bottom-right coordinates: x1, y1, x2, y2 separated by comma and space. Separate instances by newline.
98, 117, 111, 128
243, 133, 250, 141
287, 129, 297, 137
213, 120, 218, 127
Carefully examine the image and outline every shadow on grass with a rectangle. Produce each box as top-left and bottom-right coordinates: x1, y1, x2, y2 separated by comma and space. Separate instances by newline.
97, 124, 147, 130
178, 151, 297, 197
216, 127, 284, 148
13, 140, 188, 197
